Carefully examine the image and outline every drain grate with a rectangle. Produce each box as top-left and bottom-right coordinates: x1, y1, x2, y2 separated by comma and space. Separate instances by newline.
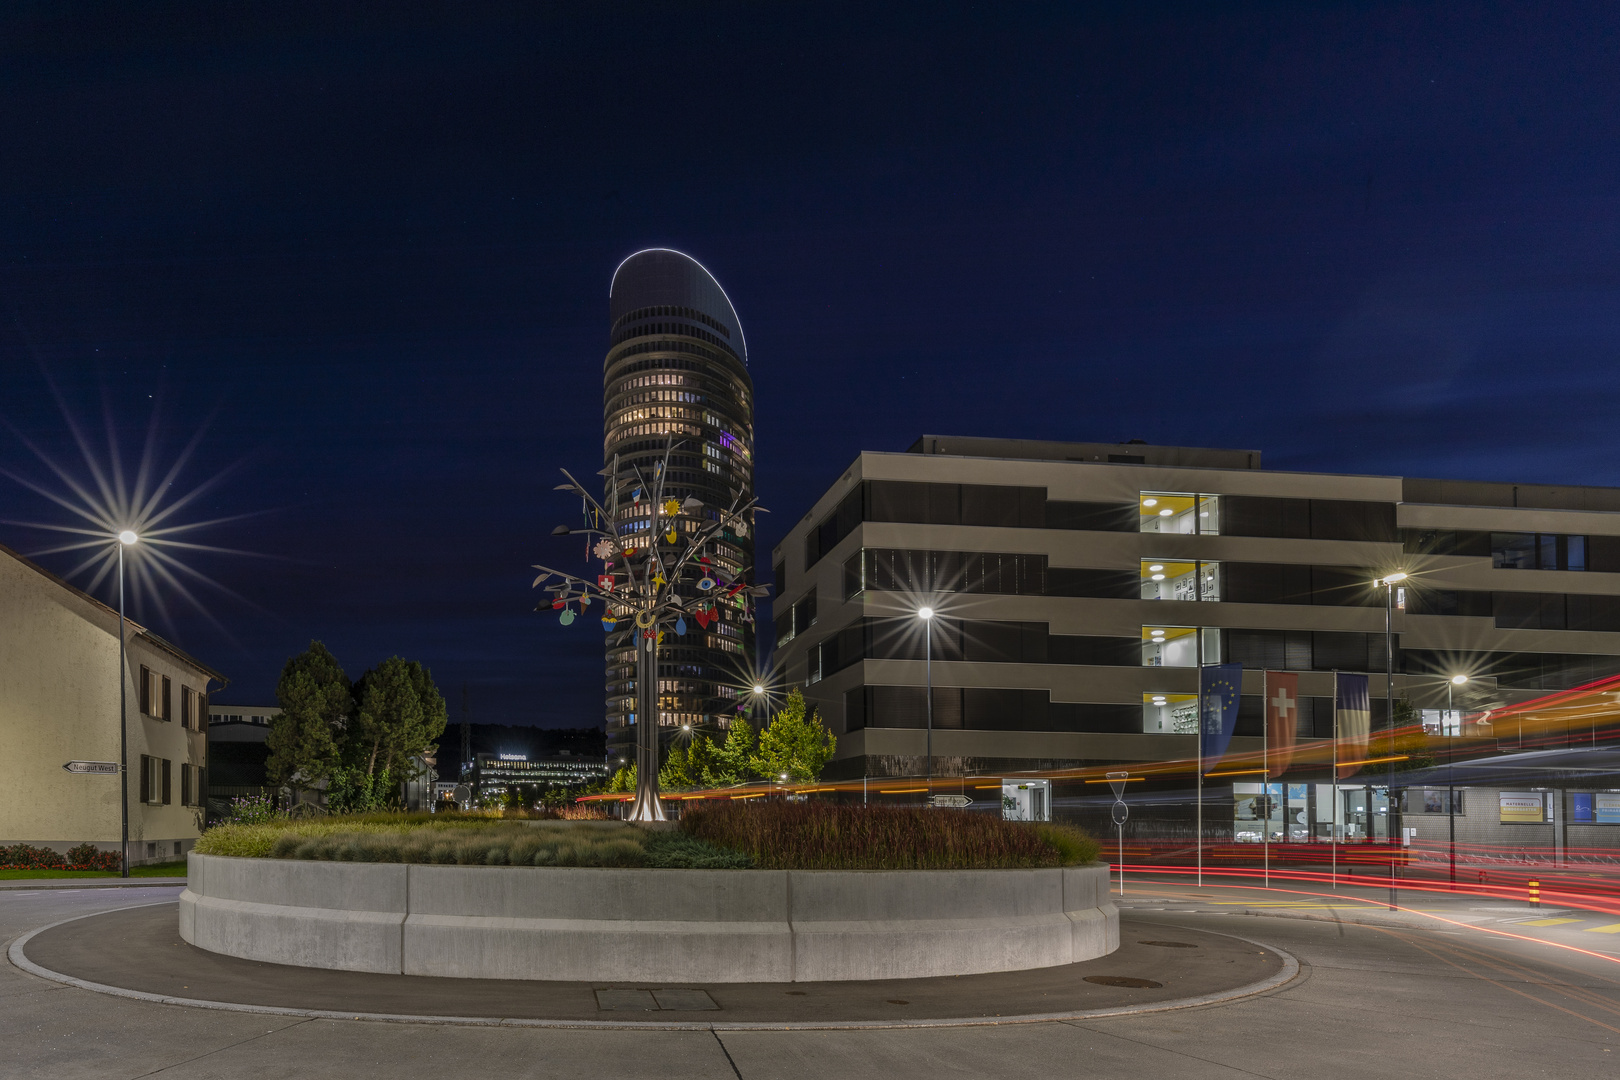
1138, 940, 1198, 948
594, 988, 719, 1012
1084, 976, 1163, 988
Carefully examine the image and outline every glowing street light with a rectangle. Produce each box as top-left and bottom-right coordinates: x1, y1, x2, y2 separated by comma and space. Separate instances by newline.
115, 529, 138, 878
753, 683, 765, 695
1446, 672, 1470, 885
1375, 569, 1410, 909
918, 606, 935, 785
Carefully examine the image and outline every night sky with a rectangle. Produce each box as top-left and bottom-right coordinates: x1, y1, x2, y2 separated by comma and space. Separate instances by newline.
2, 3, 1617, 726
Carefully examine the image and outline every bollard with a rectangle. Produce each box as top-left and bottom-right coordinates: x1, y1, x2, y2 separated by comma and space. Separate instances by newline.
1528, 879, 1540, 908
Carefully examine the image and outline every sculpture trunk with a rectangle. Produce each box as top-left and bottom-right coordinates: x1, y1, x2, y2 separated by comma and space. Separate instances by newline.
629, 629, 664, 821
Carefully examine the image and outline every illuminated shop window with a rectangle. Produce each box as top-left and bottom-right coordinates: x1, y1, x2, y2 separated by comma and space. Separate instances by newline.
1139, 493, 1220, 535
1143, 692, 1198, 734
1139, 560, 1220, 601
1141, 626, 1221, 667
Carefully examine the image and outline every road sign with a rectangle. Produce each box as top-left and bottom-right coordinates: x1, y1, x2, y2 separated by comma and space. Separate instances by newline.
63, 760, 119, 775
929, 794, 972, 808
1106, 770, 1128, 799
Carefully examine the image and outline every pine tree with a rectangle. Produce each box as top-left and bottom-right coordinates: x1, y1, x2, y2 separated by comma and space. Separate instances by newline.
711, 716, 757, 784
266, 641, 350, 796
750, 688, 836, 783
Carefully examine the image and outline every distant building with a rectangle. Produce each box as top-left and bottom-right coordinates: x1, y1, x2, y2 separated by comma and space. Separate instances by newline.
602, 249, 758, 760
205, 704, 280, 817
467, 752, 609, 802
1, 543, 226, 866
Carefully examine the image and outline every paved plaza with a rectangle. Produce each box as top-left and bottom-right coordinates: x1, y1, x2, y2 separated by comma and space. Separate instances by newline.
5, 879, 1618, 1078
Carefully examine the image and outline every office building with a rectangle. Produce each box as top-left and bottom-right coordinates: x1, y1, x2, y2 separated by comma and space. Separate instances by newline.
771, 436, 1620, 786
468, 752, 610, 802
1, 543, 225, 865
602, 249, 756, 760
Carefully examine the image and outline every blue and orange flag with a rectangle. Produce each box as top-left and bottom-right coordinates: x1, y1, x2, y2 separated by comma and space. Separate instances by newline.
1199, 662, 1243, 766
1334, 672, 1371, 778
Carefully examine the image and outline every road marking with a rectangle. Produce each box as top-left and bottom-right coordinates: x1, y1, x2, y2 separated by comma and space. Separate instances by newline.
1517, 918, 1581, 926
1584, 923, 1620, 934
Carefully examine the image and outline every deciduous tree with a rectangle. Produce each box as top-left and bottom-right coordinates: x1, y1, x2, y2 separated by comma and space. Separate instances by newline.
266, 641, 349, 796
750, 688, 836, 782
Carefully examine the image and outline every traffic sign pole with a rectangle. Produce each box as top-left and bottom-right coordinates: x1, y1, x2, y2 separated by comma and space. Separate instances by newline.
1107, 771, 1129, 896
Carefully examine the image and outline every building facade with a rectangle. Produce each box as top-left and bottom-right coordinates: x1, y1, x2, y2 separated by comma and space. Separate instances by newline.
1, 543, 226, 865
602, 249, 756, 761
771, 437, 1620, 781
467, 752, 610, 802
204, 704, 280, 819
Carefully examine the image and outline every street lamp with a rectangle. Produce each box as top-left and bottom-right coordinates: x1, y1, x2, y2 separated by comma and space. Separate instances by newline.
1377, 572, 1407, 910
1447, 673, 1469, 886
116, 529, 138, 878
918, 607, 934, 785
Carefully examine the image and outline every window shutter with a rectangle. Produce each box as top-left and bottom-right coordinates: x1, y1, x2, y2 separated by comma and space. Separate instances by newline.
139, 667, 151, 714
139, 755, 151, 803
162, 759, 171, 804
181, 763, 192, 806
197, 766, 206, 803
162, 676, 173, 721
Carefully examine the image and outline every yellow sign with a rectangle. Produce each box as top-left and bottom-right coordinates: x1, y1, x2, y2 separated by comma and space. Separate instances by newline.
1498, 792, 1546, 823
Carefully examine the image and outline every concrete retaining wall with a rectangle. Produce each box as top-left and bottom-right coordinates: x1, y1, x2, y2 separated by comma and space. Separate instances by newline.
180, 854, 1118, 982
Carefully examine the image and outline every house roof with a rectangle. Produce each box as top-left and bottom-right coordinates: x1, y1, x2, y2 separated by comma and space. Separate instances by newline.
0, 541, 230, 686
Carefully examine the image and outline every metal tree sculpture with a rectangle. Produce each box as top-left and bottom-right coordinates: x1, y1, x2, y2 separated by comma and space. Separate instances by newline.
531, 439, 768, 821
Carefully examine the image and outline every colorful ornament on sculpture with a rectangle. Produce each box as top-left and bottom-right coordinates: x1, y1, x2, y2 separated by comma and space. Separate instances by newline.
634, 609, 656, 629
559, 609, 575, 626
601, 615, 617, 631
663, 498, 680, 517
593, 539, 614, 560
632, 487, 642, 503
551, 599, 565, 610
598, 574, 614, 590
653, 571, 666, 588
675, 617, 687, 635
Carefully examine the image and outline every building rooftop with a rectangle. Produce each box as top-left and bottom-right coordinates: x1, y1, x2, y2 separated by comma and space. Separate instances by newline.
906, 436, 1261, 471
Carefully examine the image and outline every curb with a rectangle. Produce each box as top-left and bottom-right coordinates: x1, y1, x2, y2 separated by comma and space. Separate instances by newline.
0, 879, 186, 891
8, 904, 1301, 1032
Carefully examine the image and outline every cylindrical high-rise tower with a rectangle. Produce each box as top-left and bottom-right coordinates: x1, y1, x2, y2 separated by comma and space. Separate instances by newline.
603, 249, 755, 766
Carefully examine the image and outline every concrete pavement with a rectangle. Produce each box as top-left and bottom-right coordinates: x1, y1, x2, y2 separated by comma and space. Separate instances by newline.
4, 882, 1618, 1078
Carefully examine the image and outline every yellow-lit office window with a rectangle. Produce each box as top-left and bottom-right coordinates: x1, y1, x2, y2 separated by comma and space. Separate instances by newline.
1141, 560, 1196, 600
1141, 625, 1198, 667
1143, 692, 1198, 734
1139, 492, 1220, 535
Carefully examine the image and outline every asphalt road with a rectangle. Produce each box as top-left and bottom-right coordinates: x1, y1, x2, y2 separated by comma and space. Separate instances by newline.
5, 883, 1618, 1079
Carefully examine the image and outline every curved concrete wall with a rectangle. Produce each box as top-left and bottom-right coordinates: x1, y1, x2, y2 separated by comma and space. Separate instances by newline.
180, 853, 1118, 982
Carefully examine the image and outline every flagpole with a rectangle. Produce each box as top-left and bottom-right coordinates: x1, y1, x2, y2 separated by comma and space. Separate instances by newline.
1196, 634, 1203, 889
1263, 669, 1269, 890
1331, 670, 1339, 890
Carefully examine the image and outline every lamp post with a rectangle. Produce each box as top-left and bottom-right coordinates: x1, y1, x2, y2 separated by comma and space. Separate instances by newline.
918, 607, 934, 786
1379, 572, 1407, 911
1448, 673, 1467, 886
116, 529, 138, 878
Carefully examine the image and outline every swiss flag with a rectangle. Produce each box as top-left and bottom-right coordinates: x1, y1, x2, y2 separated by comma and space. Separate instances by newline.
1264, 671, 1299, 778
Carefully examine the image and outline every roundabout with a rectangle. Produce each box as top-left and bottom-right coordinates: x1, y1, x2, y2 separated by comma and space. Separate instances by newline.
12, 899, 1292, 1029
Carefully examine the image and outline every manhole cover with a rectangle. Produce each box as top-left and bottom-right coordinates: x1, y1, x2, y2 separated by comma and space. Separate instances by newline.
1138, 940, 1199, 948
1084, 976, 1163, 988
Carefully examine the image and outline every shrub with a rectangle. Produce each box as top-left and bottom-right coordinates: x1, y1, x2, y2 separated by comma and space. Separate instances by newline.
64, 843, 122, 871
1, 843, 67, 869
680, 801, 1100, 870
225, 793, 284, 825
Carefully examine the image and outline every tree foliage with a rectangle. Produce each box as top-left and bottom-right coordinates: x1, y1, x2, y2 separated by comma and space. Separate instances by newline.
750, 688, 836, 782
710, 717, 757, 785
266, 641, 350, 793
265, 642, 448, 808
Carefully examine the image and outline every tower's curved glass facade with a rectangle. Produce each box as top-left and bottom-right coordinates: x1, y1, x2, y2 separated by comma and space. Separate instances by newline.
603, 249, 755, 760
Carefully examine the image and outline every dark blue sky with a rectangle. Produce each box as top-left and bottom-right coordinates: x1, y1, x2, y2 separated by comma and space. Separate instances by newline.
2, 2, 1617, 725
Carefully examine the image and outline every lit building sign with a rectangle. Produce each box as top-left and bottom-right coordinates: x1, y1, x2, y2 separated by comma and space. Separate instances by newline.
498, 754, 527, 761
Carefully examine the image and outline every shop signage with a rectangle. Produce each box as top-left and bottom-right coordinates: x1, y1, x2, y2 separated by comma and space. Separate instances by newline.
1596, 793, 1620, 824
1498, 792, 1547, 824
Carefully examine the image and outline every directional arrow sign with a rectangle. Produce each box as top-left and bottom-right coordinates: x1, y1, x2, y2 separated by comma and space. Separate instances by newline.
928, 794, 972, 808
63, 760, 119, 775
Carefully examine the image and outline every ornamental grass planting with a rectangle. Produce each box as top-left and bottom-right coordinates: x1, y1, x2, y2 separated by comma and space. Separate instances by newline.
679, 801, 1099, 870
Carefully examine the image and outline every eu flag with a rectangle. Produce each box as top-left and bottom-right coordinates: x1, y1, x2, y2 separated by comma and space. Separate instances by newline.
1200, 662, 1244, 764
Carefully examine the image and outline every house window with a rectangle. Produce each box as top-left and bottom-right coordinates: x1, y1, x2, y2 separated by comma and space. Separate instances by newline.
139, 755, 169, 805
1141, 560, 1220, 601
